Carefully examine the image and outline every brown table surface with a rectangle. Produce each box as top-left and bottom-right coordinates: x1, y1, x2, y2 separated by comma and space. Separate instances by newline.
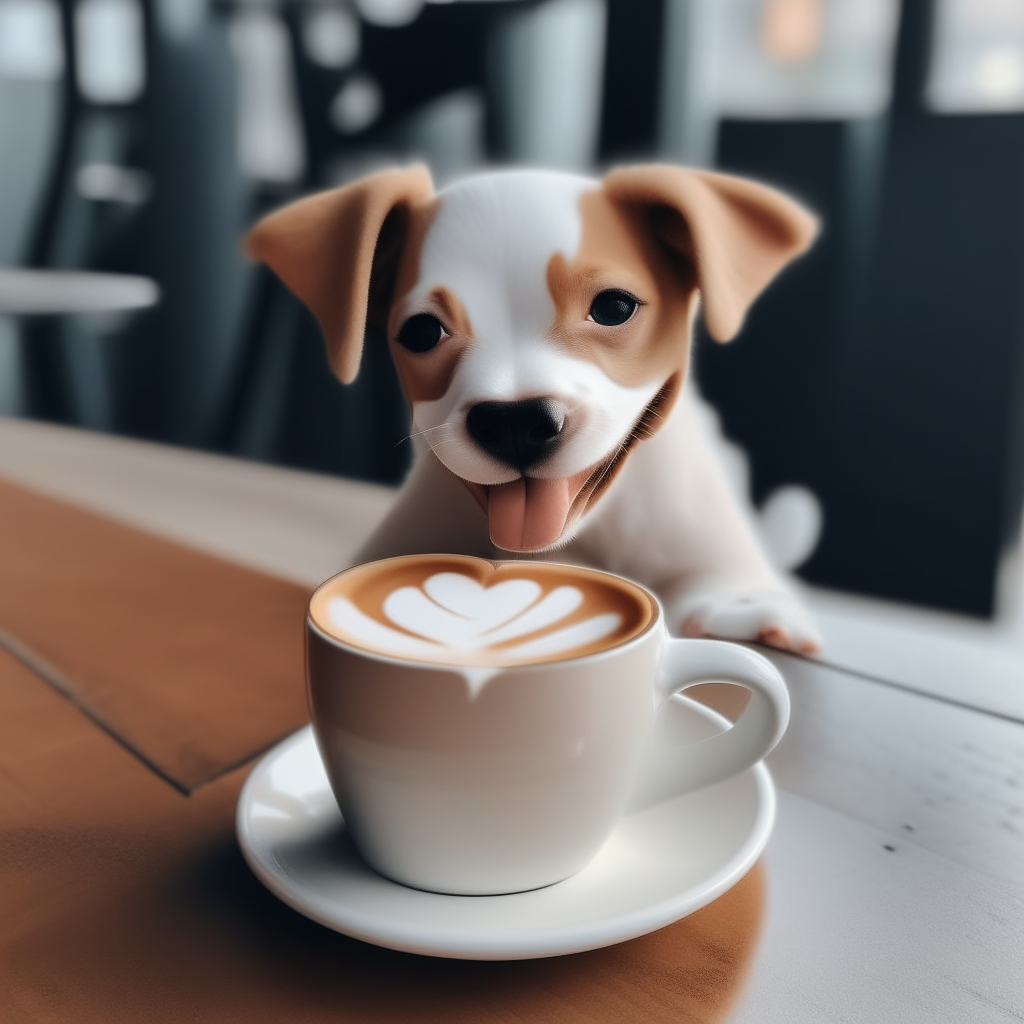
1, 477, 766, 1023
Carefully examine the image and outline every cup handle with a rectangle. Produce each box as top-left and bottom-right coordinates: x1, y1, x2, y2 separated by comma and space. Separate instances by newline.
630, 638, 790, 811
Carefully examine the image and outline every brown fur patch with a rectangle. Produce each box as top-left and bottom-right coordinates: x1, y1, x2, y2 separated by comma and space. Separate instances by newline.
388, 286, 474, 406
384, 201, 476, 406
545, 189, 699, 391
564, 371, 683, 527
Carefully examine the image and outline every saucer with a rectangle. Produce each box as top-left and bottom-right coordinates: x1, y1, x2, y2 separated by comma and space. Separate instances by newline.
236, 695, 775, 960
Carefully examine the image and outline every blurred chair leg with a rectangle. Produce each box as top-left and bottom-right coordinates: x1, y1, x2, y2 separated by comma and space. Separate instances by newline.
488, 0, 607, 170
0, 316, 24, 417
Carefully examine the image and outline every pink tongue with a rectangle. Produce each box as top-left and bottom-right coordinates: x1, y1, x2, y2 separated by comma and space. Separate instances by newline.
487, 478, 573, 552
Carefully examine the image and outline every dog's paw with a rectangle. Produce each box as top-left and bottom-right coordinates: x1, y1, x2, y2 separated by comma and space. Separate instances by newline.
672, 582, 822, 655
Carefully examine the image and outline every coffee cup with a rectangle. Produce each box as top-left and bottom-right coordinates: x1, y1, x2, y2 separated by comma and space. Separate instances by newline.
306, 554, 789, 895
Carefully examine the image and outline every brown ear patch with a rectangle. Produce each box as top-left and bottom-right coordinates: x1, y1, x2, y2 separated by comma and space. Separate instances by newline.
381, 196, 441, 332
603, 165, 818, 342
367, 205, 411, 333
245, 165, 435, 384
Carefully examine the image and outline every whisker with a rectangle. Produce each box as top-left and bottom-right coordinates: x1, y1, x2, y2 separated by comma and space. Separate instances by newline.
396, 423, 454, 447
401, 424, 447, 443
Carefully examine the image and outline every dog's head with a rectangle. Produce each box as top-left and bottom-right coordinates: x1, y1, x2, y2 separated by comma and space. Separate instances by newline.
247, 165, 817, 553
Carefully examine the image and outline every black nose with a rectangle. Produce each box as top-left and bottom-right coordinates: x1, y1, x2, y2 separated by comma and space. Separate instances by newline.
466, 399, 565, 471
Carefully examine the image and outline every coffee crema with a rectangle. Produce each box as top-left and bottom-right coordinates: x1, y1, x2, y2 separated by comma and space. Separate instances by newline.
308, 554, 657, 667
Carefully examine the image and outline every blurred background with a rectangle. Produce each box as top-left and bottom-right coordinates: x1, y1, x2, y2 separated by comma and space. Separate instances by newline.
0, 0, 1022, 623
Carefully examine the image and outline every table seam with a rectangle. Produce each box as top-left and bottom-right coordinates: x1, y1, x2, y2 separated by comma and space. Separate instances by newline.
0, 626, 193, 796
757, 643, 1024, 726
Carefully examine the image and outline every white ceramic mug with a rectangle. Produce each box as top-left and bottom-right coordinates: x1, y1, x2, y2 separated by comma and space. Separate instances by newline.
306, 562, 789, 896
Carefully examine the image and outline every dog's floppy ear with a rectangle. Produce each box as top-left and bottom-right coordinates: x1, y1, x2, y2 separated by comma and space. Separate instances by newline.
245, 165, 435, 383
603, 165, 818, 342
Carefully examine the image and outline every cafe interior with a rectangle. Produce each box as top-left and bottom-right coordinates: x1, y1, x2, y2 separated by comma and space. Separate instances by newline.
1, 0, 1022, 1020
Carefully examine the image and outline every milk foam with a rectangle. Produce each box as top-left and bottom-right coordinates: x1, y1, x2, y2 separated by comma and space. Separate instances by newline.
326, 571, 621, 663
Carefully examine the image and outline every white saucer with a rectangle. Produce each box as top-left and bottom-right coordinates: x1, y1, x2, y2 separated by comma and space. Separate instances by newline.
236, 696, 775, 960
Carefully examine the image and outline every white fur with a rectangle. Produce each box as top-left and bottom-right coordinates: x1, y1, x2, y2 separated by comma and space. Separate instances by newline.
404, 171, 660, 489
364, 170, 822, 652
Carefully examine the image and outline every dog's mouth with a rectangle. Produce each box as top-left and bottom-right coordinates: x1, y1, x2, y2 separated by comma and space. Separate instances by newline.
462, 471, 591, 552
455, 375, 680, 553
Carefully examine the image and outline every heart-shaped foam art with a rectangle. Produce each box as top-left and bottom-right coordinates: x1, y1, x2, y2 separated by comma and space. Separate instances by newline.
325, 571, 622, 666
394, 574, 546, 645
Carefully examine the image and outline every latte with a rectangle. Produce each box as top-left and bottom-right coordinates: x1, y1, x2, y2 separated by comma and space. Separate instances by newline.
308, 554, 656, 667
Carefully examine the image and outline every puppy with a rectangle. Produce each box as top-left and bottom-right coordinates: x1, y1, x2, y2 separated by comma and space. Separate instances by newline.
248, 164, 822, 653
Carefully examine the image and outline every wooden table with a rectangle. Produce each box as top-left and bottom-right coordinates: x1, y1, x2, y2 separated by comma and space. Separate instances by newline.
1, 415, 1022, 1022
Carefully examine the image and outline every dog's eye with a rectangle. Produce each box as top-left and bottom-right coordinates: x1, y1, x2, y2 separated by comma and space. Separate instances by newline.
396, 313, 445, 353
589, 290, 638, 326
